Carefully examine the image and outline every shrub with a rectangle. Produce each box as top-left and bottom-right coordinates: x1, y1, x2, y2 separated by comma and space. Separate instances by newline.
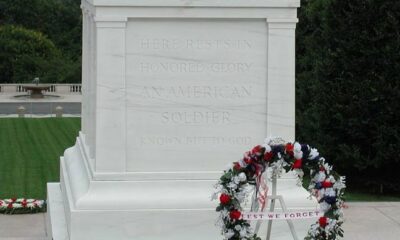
296, 0, 400, 193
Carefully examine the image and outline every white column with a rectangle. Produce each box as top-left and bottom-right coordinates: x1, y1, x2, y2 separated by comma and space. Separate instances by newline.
94, 18, 127, 172
81, 9, 88, 137
266, 19, 298, 141
86, 13, 97, 161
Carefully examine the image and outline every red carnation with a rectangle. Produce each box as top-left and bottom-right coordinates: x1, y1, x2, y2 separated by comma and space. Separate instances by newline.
7, 203, 13, 209
11, 198, 17, 203
230, 210, 242, 220
285, 143, 294, 155
244, 157, 252, 164
251, 145, 263, 156
219, 194, 231, 205
292, 159, 302, 169
319, 217, 328, 228
322, 181, 333, 188
21, 200, 28, 208
234, 162, 242, 171
264, 152, 274, 161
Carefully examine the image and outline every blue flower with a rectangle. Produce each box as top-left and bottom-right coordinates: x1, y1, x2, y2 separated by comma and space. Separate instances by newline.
324, 196, 337, 204
315, 182, 323, 189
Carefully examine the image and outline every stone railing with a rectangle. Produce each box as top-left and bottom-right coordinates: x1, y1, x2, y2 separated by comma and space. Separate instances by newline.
0, 84, 82, 94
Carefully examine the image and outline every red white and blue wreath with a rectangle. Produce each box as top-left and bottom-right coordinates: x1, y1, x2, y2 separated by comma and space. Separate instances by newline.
0, 198, 46, 214
212, 138, 346, 240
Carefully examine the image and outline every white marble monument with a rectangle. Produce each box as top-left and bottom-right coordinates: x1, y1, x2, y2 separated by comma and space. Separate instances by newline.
47, 0, 317, 239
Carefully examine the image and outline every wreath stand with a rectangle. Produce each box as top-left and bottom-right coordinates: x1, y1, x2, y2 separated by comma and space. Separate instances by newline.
251, 169, 300, 240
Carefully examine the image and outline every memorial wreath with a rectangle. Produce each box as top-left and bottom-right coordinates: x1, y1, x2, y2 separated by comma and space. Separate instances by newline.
0, 198, 46, 214
212, 138, 346, 240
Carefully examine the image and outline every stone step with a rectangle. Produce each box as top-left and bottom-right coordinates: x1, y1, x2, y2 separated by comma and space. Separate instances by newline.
0, 238, 49, 240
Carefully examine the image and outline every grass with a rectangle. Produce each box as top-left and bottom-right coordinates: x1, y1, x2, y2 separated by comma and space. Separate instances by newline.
344, 191, 400, 202
0, 118, 80, 200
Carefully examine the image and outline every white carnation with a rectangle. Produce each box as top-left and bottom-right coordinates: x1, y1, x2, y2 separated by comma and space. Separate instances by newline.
13, 203, 22, 208
294, 150, 303, 159
238, 172, 247, 182
319, 201, 331, 213
234, 225, 242, 231
328, 176, 336, 183
232, 176, 240, 184
323, 163, 332, 174
225, 229, 235, 239
324, 188, 336, 197
240, 228, 248, 237
308, 148, 319, 159
325, 219, 337, 233
227, 182, 238, 190
263, 144, 272, 152
27, 203, 35, 208
235, 191, 247, 202
294, 142, 302, 152
314, 171, 326, 182
264, 137, 272, 145
334, 176, 346, 191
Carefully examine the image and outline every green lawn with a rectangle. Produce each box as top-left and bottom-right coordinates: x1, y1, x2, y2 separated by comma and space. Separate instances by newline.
345, 191, 400, 202
0, 118, 80, 199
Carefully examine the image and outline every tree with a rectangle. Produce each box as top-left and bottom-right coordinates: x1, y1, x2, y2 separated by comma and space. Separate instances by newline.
0, 0, 82, 83
0, 0, 82, 60
0, 25, 72, 83
296, 0, 400, 193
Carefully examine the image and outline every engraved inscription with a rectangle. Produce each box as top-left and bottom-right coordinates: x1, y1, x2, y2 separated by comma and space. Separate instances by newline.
140, 62, 253, 73
140, 39, 252, 50
140, 136, 252, 146
139, 85, 252, 99
126, 19, 267, 173
161, 111, 230, 125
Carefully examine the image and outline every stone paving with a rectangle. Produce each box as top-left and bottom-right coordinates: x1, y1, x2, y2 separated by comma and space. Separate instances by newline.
0, 213, 47, 240
0, 93, 82, 117
343, 202, 400, 240
0, 202, 399, 239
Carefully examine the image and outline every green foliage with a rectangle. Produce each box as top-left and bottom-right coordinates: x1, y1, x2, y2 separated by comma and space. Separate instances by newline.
0, 118, 81, 199
0, 0, 82, 83
0, 207, 46, 214
0, 25, 73, 83
0, 0, 82, 60
296, 0, 400, 193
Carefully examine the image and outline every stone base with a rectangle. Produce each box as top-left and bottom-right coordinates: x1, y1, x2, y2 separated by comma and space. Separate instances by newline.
47, 138, 318, 240
47, 183, 69, 240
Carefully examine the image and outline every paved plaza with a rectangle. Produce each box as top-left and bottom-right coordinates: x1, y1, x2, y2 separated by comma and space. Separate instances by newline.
0, 93, 82, 116
0, 202, 398, 240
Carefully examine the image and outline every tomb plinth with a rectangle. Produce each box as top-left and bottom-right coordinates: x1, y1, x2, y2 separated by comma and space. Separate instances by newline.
46, 1, 317, 240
